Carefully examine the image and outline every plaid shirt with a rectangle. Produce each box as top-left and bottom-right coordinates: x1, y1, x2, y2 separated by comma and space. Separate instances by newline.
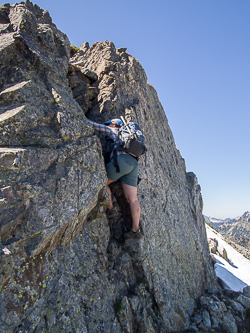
87, 119, 126, 158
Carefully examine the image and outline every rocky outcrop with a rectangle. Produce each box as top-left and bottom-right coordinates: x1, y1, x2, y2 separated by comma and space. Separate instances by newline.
208, 238, 229, 262
1, 1, 217, 332
189, 286, 250, 333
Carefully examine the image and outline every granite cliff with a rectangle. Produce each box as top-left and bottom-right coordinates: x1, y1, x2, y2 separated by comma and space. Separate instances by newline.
0, 1, 217, 332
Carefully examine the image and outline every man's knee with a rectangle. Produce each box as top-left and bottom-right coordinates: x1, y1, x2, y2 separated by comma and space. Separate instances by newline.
125, 194, 138, 205
124, 192, 130, 203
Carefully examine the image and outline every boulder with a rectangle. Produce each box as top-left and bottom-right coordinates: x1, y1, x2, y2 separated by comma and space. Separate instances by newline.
236, 294, 250, 309
243, 285, 250, 298
222, 312, 238, 333
209, 238, 218, 254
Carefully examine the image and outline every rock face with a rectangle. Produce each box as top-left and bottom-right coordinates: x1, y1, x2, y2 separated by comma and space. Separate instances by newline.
189, 287, 250, 333
0, 1, 217, 332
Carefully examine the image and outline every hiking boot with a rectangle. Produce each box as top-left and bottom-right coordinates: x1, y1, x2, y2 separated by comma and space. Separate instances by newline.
123, 229, 143, 240
106, 208, 120, 219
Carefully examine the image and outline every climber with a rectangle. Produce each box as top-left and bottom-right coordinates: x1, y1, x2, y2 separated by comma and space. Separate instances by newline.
87, 118, 142, 239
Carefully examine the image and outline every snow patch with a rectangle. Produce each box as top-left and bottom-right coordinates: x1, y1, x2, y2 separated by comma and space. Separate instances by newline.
206, 225, 250, 292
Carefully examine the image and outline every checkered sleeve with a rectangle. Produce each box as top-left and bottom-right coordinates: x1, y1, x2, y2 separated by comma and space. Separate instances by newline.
87, 119, 117, 141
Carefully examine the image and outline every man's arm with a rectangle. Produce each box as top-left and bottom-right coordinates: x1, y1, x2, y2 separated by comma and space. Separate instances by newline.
87, 119, 117, 140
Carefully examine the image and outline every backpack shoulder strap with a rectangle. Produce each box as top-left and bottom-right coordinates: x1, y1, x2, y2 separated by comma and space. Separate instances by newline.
113, 148, 120, 173
120, 116, 132, 134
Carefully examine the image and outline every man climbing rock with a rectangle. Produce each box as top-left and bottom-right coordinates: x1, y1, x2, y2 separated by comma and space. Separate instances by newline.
87, 118, 143, 239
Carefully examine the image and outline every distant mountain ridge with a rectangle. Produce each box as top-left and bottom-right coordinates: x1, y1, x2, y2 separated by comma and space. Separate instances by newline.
204, 212, 250, 252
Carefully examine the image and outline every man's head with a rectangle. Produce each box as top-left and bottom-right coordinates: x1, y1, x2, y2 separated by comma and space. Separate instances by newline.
104, 119, 122, 128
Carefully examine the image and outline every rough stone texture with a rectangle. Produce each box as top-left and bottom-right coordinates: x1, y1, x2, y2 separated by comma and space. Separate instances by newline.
72, 40, 217, 331
189, 289, 250, 333
243, 286, 250, 298
236, 294, 250, 309
0, 1, 222, 332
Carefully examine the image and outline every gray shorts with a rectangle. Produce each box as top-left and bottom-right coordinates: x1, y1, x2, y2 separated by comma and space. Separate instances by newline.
106, 154, 139, 188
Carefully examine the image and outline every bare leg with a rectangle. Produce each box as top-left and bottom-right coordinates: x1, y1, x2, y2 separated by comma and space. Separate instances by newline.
106, 179, 114, 210
122, 183, 141, 232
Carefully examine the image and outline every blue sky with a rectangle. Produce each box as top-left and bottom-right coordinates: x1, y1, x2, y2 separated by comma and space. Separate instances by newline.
27, 0, 249, 219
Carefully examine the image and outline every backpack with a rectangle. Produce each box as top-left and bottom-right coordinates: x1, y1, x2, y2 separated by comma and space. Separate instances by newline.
113, 116, 147, 172
117, 121, 146, 158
